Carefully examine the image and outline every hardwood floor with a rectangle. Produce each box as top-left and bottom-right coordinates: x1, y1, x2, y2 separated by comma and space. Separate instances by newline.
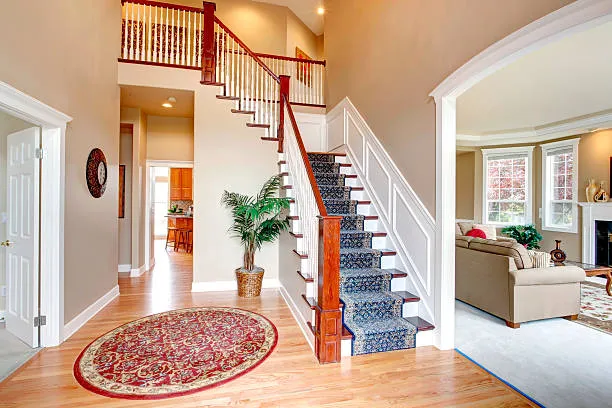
0, 241, 535, 407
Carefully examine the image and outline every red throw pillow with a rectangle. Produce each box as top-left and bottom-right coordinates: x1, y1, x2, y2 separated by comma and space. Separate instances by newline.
466, 228, 487, 239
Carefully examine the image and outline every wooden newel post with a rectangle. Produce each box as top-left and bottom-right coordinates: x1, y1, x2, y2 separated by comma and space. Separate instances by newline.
201, 1, 217, 84
278, 75, 290, 153
315, 215, 342, 363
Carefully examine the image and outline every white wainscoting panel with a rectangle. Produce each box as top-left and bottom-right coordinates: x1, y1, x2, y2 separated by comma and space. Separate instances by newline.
327, 97, 436, 324
294, 113, 327, 152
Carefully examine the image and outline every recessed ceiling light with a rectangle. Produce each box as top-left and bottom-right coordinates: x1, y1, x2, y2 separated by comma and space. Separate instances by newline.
168, 96, 177, 103
317, 7, 325, 15
162, 102, 173, 108
162, 96, 176, 108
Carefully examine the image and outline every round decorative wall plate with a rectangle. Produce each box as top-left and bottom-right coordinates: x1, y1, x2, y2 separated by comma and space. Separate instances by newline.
86, 148, 107, 198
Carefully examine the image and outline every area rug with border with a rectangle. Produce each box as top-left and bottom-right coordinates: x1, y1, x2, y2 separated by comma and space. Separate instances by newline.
577, 281, 612, 334
74, 307, 278, 400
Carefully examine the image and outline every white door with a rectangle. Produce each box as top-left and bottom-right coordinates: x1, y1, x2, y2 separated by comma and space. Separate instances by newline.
5, 127, 40, 348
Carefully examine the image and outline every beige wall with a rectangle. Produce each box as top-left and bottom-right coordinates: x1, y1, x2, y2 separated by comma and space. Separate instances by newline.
456, 152, 475, 220
147, 116, 194, 162
156, 0, 319, 57
118, 129, 133, 266
458, 130, 612, 261
0, 113, 36, 314
0, 0, 121, 322
324, 0, 574, 215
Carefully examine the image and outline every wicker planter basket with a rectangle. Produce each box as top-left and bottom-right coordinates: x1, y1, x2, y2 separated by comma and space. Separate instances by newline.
235, 267, 264, 298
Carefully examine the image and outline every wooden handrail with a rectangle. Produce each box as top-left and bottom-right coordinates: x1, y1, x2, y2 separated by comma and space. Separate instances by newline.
121, 0, 203, 14
283, 95, 327, 216
256, 52, 326, 66
214, 16, 280, 83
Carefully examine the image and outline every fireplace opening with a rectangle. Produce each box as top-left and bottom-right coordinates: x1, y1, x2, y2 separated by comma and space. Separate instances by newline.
595, 220, 612, 267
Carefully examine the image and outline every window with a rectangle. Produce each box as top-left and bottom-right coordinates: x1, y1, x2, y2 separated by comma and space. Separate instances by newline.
482, 147, 533, 226
541, 139, 579, 233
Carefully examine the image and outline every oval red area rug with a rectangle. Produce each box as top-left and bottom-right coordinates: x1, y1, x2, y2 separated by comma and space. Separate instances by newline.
74, 307, 278, 400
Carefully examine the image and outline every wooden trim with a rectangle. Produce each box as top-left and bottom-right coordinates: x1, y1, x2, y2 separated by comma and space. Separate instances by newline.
256, 52, 326, 66
247, 123, 270, 129
293, 250, 308, 259
315, 216, 342, 364
201, 2, 216, 83
289, 102, 326, 108
278, 75, 290, 153
404, 316, 435, 331
120, 123, 134, 133
297, 270, 313, 283
283, 96, 328, 216
118, 58, 201, 71
505, 320, 520, 329
214, 17, 280, 83
122, 0, 203, 14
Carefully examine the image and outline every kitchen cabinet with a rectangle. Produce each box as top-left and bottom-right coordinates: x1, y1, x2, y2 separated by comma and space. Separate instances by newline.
170, 168, 193, 200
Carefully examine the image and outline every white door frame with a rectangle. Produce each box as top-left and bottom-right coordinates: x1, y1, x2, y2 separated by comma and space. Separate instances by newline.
0, 81, 71, 347
429, 0, 612, 350
145, 160, 193, 269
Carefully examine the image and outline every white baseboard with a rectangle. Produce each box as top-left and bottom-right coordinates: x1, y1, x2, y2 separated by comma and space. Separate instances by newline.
278, 284, 314, 352
130, 264, 147, 277
63, 285, 120, 341
191, 278, 280, 292
118, 264, 131, 273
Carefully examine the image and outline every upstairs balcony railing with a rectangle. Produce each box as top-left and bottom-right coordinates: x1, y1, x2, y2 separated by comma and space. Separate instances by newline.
120, 0, 326, 107
120, 0, 340, 364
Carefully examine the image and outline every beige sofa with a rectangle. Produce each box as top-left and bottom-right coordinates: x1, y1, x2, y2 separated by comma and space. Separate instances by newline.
455, 230, 586, 328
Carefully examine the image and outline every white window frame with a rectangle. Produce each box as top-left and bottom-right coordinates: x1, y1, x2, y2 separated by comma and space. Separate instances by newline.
482, 146, 534, 227
541, 138, 579, 233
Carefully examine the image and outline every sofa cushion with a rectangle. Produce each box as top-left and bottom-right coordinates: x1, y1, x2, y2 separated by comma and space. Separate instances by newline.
466, 228, 486, 239
457, 222, 474, 235
468, 238, 533, 269
455, 223, 462, 235
455, 235, 473, 248
510, 266, 586, 286
474, 224, 497, 240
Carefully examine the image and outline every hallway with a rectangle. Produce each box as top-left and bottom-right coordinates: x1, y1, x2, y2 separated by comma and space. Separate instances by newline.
0, 241, 533, 407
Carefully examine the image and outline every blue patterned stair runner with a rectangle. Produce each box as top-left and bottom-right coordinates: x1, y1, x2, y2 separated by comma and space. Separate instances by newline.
308, 153, 417, 355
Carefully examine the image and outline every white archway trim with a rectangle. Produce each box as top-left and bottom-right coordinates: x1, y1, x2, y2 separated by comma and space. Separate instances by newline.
429, 0, 612, 350
0, 81, 72, 347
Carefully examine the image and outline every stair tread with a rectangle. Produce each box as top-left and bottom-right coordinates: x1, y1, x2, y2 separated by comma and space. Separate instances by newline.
287, 215, 299, 220
308, 151, 347, 156
231, 109, 256, 115
344, 317, 417, 335
340, 290, 418, 304
247, 123, 270, 128
261, 137, 280, 141
278, 160, 287, 165
297, 270, 313, 283
293, 249, 308, 259
340, 268, 407, 279
216, 95, 239, 100
289, 231, 303, 238
302, 294, 316, 310
340, 248, 396, 256
404, 316, 435, 331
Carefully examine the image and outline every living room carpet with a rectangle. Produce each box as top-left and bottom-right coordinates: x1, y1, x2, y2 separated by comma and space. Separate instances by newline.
577, 281, 612, 334
308, 152, 416, 355
74, 307, 277, 400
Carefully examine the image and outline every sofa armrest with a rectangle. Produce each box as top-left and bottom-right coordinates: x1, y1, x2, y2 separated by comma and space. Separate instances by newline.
497, 237, 517, 244
510, 266, 586, 286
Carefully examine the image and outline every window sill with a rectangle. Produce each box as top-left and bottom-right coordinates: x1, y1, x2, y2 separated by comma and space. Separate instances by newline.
541, 225, 577, 234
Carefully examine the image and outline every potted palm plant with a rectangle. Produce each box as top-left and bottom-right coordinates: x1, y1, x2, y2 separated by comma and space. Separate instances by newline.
221, 175, 290, 297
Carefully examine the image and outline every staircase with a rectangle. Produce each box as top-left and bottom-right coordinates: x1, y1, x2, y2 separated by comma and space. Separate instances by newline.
282, 152, 434, 356
120, 0, 433, 362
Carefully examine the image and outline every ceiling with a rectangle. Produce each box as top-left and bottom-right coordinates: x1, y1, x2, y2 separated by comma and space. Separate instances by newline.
457, 21, 612, 144
120, 86, 194, 118
253, 0, 324, 35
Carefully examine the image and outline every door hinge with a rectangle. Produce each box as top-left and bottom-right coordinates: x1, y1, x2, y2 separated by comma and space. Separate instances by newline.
35, 148, 44, 159
34, 316, 46, 327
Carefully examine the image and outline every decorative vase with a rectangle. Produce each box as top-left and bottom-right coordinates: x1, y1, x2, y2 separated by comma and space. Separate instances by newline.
586, 179, 598, 203
550, 240, 567, 265
236, 266, 264, 297
594, 181, 610, 203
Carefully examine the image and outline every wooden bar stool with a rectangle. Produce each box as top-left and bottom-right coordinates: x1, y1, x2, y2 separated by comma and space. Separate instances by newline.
185, 230, 193, 253
176, 229, 191, 252
165, 227, 179, 250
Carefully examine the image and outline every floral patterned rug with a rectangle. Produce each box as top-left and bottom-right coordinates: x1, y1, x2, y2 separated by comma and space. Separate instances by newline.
74, 307, 277, 399
577, 281, 612, 334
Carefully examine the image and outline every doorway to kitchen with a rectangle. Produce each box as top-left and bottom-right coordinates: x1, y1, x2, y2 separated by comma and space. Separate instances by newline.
146, 161, 194, 273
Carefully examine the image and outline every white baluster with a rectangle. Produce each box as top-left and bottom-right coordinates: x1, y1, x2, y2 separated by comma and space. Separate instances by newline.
122, 4, 128, 59
147, 5, 152, 61
129, 3, 134, 60
164, 8, 169, 64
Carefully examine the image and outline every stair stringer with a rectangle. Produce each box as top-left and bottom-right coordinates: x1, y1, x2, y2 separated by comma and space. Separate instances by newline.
326, 98, 436, 346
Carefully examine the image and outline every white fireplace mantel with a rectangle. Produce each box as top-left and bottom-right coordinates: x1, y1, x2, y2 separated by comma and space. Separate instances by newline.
578, 202, 612, 263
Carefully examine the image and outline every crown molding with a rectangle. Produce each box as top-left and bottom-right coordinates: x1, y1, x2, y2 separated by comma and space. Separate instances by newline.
457, 110, 612, 146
